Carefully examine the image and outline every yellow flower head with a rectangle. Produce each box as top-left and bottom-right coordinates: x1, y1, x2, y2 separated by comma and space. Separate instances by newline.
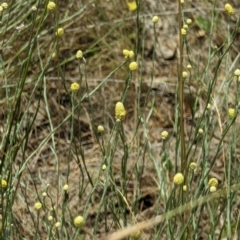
76, 50, 83, 59
123, 49, 130, 58
74, 216, 85, 228
102, 164, 107, 170
115, 102, 126, 121
0, 6, 3, 12
180, 0, 184, 3
181, 28, 187, 35
1, 2, 8, 9
228, 108, 235, 119
56, 28, 64, 37
210, 186, 216, 192
183, 24, 188, 30
1, 179, 7, 188
48, 215, 53, 221
55, 222, 61, 228
187, 64, 192, 69
186, 18, 192, 25
129, 62, 138, 71
131, 230, 141, 239
208, 178, 218, 188
152, 16, 159, 23
189, 162, 197, 170
42, 192, 47, 197
234, 69, 240, 76
97, 125, 104, 133
127, 0, 137, 11
63, 184, 68, 191
173, 173, 184, 185
225, 3, 234, 15
71, 82, 80, 93
34, 202, 42, 210
128, 50, 134, 59
198, 128, 204, 134
47, 1, 56, 10
182, 71, 188, 78
183, 185, 187, 191
207, 103, 211, 109
161, 130, 169, 140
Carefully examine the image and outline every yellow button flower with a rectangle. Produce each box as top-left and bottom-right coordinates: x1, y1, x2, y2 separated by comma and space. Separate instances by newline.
47, 1, 56, 10
63, 184, 68, 191
208, 178, 218, 188
161, 130, 169, 140
127, 0, 137, 11
183, 185, 187, 191
189, 162, 197, 170
225, 3, 234, 15
56, 28, 64, 37
128, 50, 134, 59
131, 230, 141, 239
34, 202, 42, 210
152, 16, 159, 23
181, 28, 187, 35
1, 2, 8, 9
186, 18, 192, 25
74, 216, 85, 228
129, 62, 138, 71
234, 69, 240, 76
228, 108, 235, 119
1, 179, 7, 188
173, 173, 184, 185
71, 82, 80, 93
97, 125, 104, 133
182, 71, 188, 78
115, 102, 126, 121
76, 50, 83, 59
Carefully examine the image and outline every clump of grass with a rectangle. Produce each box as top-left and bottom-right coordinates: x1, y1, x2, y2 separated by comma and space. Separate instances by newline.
0, 0, 240, 239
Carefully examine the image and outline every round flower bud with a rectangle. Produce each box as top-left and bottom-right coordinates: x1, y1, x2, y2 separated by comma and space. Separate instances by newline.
180, 0, 184, 3
42, 192, 47, 197
48, 215, 53, 221
183, 24, 188, 30
31, 6, 37, 11
97, 125, 104, 133
198, 128, 204, 134
186, 18, 192, 25
207, 103, 211, 109
47, 1, 56, 11
63, 184, 68, 191
210, 186, 216, 192
123, 49, 130, 58
56, 28, 64, 37
173, 173, 184, 185
1, 179, 7, 188
228, 108, 235, 119
76, 50, 83, 59
187, 64, 192, 69
102, 164, 107, 170
70, 82, 80, 92
189, 162, 197, 170
131, 230, 141, 239
115, 102, 126, 121
234, 69, 240, 76
183, 185, 187, 191
181, 28, 187, 35
127, 0, 137, 11
1, 2, 8, 9
225, 3, 234, 15
0, 6, 3, 12
208, 178, 218, 187
128, 50, 134, 59
182, 71, 188, 78
74, 216, 85, 228
55, 222, 61, 228
34, 202, 42, 210
161, 130, 169, 140
129, 62, 138, 71
152, 16, 159, 23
